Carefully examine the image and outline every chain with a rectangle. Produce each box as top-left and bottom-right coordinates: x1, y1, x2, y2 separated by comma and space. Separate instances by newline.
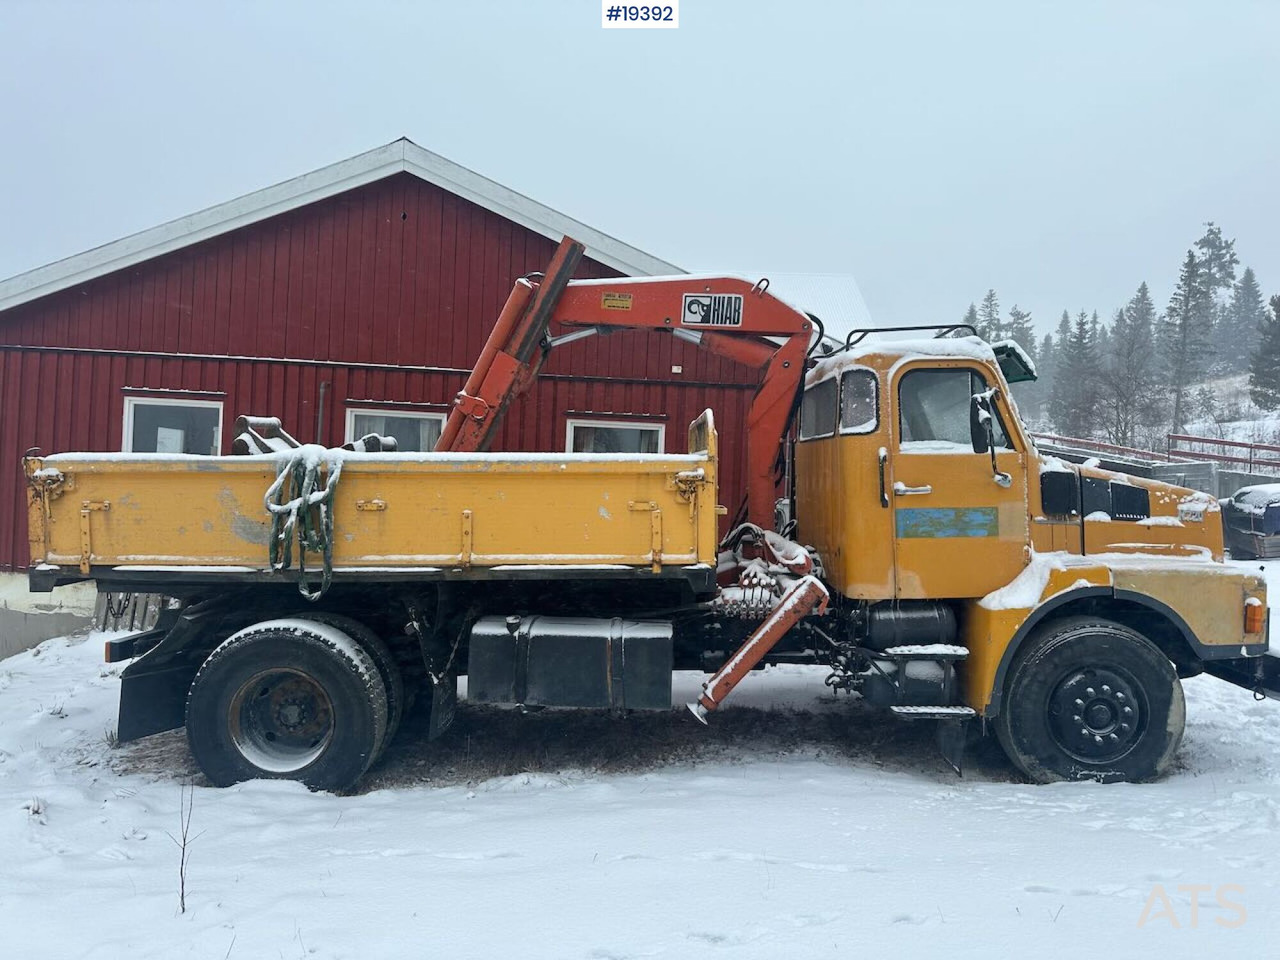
264, 447, 343, 601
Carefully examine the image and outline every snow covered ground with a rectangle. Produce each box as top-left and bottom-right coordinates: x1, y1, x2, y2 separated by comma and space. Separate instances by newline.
3, 562, 1279, 958
1186, 373, 1280, 445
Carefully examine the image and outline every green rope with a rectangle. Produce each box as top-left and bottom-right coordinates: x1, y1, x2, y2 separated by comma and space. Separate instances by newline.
265, 447, 343, 601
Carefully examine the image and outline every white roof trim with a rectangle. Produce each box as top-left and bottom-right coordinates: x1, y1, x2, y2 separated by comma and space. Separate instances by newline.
0, 138, 682, 313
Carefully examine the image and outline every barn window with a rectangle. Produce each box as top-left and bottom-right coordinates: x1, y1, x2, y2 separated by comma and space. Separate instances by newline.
345, 408, 445, 453
566, 419, 664, 454
123, 397, 223, 455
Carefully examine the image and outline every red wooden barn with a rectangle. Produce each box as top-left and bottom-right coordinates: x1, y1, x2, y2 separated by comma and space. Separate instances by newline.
0, 138, 763, 575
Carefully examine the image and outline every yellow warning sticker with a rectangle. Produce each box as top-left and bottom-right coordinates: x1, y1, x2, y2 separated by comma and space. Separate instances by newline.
601, 292, 633, 311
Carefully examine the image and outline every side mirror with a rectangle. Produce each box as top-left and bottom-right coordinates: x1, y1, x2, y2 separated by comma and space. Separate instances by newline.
971, 391, 1013, 488
969, 394, 992, 455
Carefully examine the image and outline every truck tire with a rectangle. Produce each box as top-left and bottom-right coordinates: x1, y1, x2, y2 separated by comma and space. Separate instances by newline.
995, 616, 1185, 784
186, 619, 388, 792
295, 613, 404, 764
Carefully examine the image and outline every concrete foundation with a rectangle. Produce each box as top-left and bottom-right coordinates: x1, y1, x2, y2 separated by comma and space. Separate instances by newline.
1149, 460, 1221, 495
1217, 469, 1276, 499
0, 572, 97, 660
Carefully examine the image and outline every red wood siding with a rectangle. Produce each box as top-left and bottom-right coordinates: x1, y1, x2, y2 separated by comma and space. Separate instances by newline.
0, 173, 757, 571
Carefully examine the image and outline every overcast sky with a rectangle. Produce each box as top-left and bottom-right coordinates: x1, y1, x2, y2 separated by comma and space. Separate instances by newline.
1, 0, 1276, 336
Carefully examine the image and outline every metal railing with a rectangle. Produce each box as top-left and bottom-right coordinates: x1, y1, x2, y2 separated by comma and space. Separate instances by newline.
1166, 434, 1280, 472
1028, 432, 1179, 464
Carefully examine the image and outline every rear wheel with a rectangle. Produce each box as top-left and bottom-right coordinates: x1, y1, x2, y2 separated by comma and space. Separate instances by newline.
295, 613, 404, 763
995, 617, 1185, 783
186, 619, 388, 791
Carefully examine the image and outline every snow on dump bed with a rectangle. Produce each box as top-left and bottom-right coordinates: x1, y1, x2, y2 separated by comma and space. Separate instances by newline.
2, 564, 1279, 959
43, 450, 708, 465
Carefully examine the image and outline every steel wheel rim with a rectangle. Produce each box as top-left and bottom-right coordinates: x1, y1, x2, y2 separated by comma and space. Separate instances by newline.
228, 668, 334, 773
1045, 664, 1147, 764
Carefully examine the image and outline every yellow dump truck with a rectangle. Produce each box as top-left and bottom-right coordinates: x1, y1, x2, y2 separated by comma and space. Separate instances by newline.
23, 240, 1275, 791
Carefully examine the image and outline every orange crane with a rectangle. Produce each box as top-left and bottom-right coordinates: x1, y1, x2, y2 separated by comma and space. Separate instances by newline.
435, 236, 819, 529
435, 236, 829, 722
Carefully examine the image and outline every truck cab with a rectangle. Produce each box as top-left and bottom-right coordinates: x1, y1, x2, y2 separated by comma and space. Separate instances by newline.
793, 334, 1270, 782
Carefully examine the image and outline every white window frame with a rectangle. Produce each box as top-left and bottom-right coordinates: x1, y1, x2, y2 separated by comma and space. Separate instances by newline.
123, 396, 224, 454
344, 406, 446, 452
565, 417, 666, 454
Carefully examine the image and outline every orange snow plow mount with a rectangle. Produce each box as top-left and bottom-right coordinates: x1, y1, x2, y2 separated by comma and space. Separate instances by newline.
688, 574, 830, 721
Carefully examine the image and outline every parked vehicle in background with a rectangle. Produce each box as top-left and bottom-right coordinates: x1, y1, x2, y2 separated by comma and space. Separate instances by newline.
1222, 483, 1280, 559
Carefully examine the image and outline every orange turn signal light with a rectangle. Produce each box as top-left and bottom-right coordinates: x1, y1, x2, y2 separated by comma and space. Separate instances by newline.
1245, 600, 1265, 635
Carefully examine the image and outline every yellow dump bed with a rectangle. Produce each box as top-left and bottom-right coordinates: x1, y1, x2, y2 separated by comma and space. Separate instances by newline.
26, 413, 720, 592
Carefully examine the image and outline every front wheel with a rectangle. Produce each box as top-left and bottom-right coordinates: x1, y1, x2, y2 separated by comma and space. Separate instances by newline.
995, 617, 1185, 783
186, 619, 388, 791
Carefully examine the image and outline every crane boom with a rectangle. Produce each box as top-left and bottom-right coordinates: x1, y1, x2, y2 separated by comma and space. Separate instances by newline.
436, 236, 816, 528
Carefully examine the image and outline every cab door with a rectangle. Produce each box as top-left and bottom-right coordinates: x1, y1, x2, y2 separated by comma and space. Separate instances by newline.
889, 362, 1029, 599
794, 365, 896, 600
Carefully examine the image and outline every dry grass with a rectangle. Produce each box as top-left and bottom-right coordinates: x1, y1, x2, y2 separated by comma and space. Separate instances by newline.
112, 698, 1021, 792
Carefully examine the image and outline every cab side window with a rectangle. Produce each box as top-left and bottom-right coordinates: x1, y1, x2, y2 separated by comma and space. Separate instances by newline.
799, 377, 838, 439
840, 369, 878, 434
898, 368, 1011, 450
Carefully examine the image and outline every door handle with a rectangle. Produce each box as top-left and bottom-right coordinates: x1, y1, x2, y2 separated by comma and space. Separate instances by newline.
877, 447, 889, 508
893, 481, 932, 496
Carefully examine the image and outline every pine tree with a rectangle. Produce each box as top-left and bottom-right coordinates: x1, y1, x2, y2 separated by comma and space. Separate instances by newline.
1194, 223, 1239, 370
1092, 310, 1110, 356
1161, 251, 1216, 432
1070, 310, 1100, 436
1028, 331, 1056, 424
1127, 281, 1164, 438
1005, 305, 1036, 357
1194, 222, 1239, 299
1039, 332, 1055, 372
999, 304, 1037, 418
1099, 284, 1160, 446
1101, 307, 1130, 443
977, 290, 1001, 341
1049, 311, 1073, 429
1220, 267, 1267, 372
1249, 294, 1280, 410
962, 302, 979, 334
1038, 332, 1056, 387
1052, 310, 1099, 436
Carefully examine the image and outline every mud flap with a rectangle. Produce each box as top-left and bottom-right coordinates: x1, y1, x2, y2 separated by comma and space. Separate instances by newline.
117, 599, 226, 742
427, 674, 458, 740
937, 718, 969, 777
